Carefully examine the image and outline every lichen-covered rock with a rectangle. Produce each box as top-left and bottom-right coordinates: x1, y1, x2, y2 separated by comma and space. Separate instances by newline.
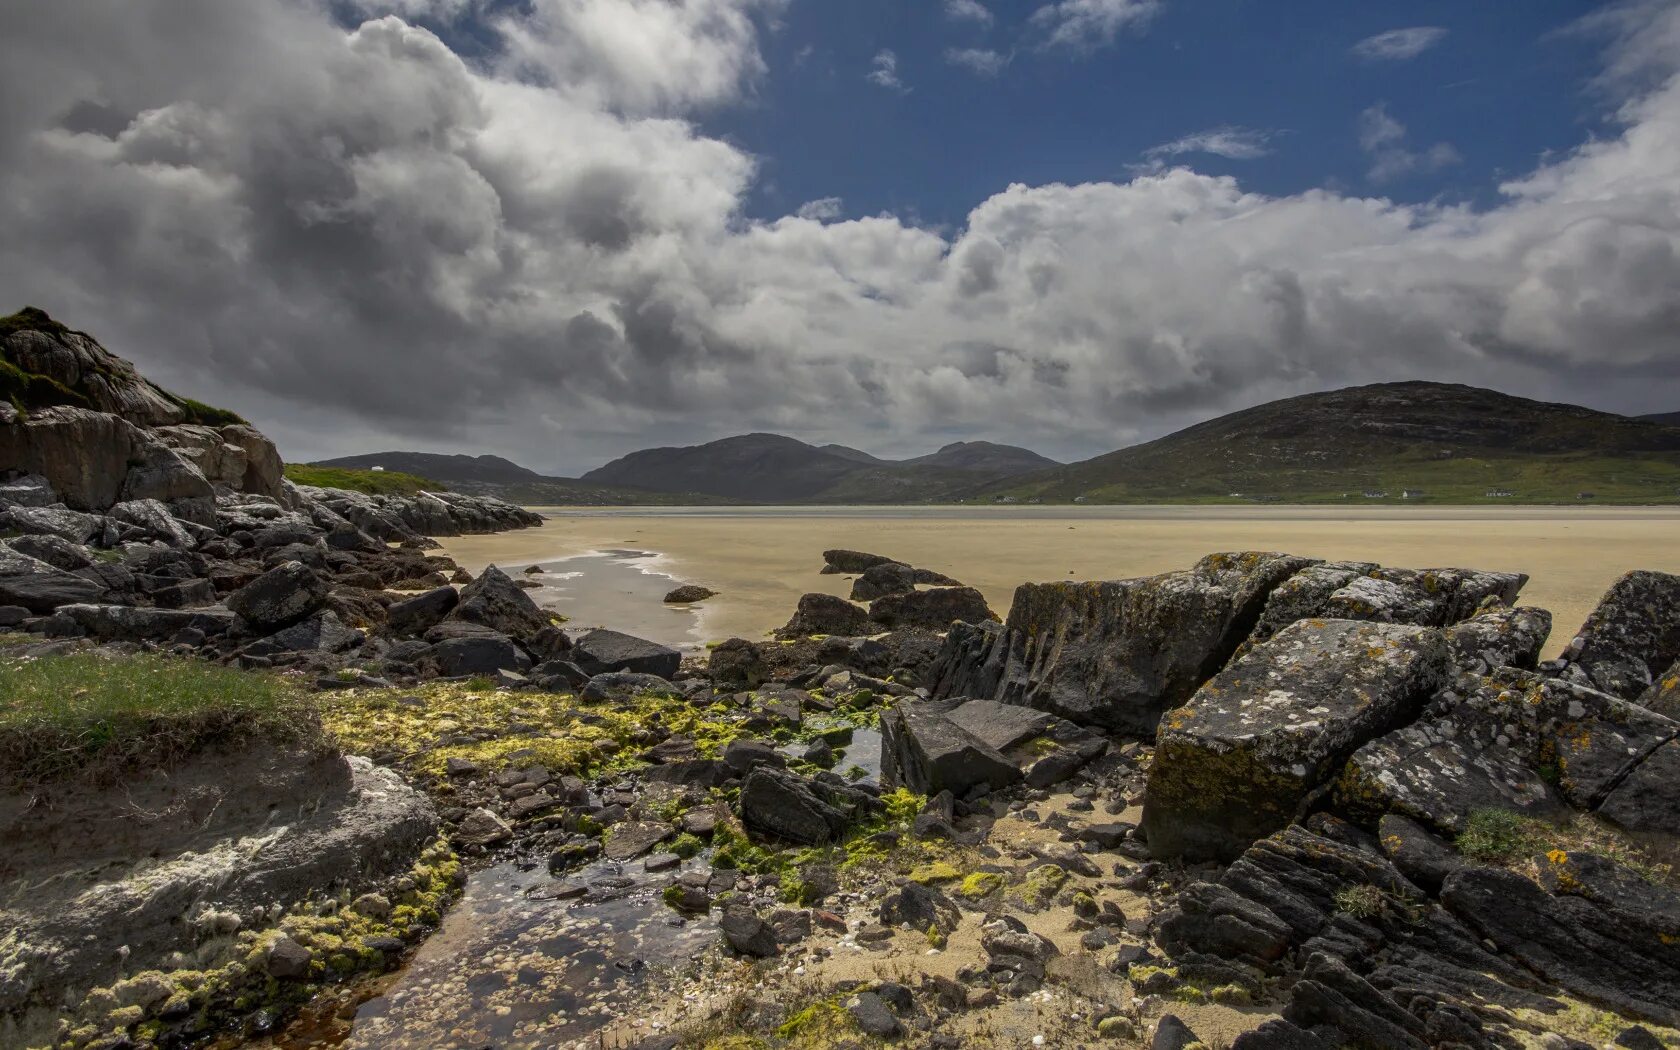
1557, 570, 1680, 700
776, 592, 874, 638
1335, 717, 1562, 834
108, 497, 196, 549
1143, 618, 1450, 861
0, 503, 105, 544
1242, 561, 1378, 652
1442, 603, 1552, 675
1596, 737, 1680, 835
932, 552, 1317, 735
881, 698, 1023, 797
1641, 658, 1680, 719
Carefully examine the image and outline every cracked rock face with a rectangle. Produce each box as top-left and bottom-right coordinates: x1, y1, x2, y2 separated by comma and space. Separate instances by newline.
1142, 618, 1451, 861
1557, 569, 1680, 700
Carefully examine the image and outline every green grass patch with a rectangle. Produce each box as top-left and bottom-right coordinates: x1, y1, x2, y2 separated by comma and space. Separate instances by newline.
1457, 807, 1673, 884
283, 464, 444, 496
170, 394, 248, 427
0, 650, 316, 784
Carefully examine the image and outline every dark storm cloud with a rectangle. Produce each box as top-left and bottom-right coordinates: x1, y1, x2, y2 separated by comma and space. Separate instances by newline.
0, 0, 1677, 473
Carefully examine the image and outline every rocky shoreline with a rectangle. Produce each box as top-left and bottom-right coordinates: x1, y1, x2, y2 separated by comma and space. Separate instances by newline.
4, 311, 1680, 1050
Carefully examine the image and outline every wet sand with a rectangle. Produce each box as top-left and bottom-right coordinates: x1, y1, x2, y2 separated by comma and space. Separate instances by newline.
438, 506, 1680, 657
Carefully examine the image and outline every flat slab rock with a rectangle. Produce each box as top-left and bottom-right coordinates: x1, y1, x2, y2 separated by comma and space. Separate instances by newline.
1143, 618, 1450, 861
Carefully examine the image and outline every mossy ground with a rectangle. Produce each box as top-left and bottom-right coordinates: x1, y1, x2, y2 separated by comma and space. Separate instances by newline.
1456, 808, 1674, 885
0, 650, 316, 785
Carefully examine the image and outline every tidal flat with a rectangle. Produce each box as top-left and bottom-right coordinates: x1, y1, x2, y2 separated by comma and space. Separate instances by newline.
438, 505, 1680, 657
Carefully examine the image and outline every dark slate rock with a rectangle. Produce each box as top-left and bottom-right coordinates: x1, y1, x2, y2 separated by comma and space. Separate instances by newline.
386, 585, 459, 637
572, 628, 681, 679
0, 504, 105, 544
431, 633, 531, 677
945, 698, 1056, 752
846, 992, 901, 1037
152, 578, 216, 609
776, 592, 874, 639
603, 821, 673, 861
245, 611, 360, 657
868, 586, 996, 631
738, 767, 880, 845
1151, 1015, 1200, 1050
450, 564, 551, 641
1283, 951, 1428, 1050
60, 603, 237, 642
719, 906, 778, 957
662, 584, 716, 603
930, 552, 1316, 735
1641, 658, 1680, 719
722, 738, 785, 774
1144, 618, 1451, 861
108, 498, 194, 548
1241, 561, 1378, 653
850, 561, 917, 601
878, 881, 960, 935
1597, 736, 1680, 835
1375, 813, 1465, 896
821, 549, 897, 574
1443, 854, 1680, 1026
579, 671, 680, 703
880, 698, 1022, 797
1229, 1021, 1336, 1050
0, 544, 103, 612
1558, 569, 1680, 700
226, 560, 328, 631
6, 534, 93, 572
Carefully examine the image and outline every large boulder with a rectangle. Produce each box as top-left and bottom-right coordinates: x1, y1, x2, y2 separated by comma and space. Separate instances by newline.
431, 632, 531, 677
0, 544, 103, 613
0, 504, 105, 545
60, 603, 239, 642
0, 474, 56, 508
2, 317, 186, 426
1321, 567, 1527, 628
108, 498, 195, 549
449, 564, 550, 641
776, 592, 875, 638
0, 407, 151, 512
226, 560, 329, 631
930, 552, 1315, 735
571, 628, 680, 679
1442, 603, 1551, 676
868, 586, 996, 631
5, 534, 93, 572
880, 698, 1023, 797
1556, 570, 1680, 700
119, 441, 215, 505
1143, 618, 1451, 861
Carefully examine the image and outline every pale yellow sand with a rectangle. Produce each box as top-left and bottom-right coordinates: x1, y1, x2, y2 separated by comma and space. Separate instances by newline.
438, 506, 1680, 657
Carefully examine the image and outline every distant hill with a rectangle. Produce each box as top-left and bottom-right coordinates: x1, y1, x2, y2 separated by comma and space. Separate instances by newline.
580, 433, 1060, 502
308, 451, 725, 506
1641, 411, 1680, 426
979, 381, 1680, 505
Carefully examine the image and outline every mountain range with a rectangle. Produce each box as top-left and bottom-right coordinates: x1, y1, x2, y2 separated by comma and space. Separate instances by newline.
313, 382, 1680, 505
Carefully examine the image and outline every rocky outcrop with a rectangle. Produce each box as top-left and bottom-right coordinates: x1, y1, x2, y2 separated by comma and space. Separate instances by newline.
776, 592, 876, 638
1143, 619, 1451, 861
869, 586, 996, 631
881, 696, 1107, 797
931, 552, 1316, 736
298, 486, 541, 540
1555, 570, 1680, 700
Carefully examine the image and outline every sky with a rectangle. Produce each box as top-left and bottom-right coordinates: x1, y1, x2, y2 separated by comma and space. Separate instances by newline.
2, 0, 1678, 475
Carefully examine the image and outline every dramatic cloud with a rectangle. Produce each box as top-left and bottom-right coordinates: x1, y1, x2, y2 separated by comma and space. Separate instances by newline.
1352, 26, 1448, 62
1145, 125, 1274, 161
1358, 103, 1462, 182
943, 0, 994, 26
945, 47, 1011, 77
0, 0, 1678, 472
1030, 0, 1162, 52
866, 48, 908, 91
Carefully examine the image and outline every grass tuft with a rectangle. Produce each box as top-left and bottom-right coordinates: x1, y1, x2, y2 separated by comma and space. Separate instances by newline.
0, 650, 316, 784
1457, 807, 1673, 884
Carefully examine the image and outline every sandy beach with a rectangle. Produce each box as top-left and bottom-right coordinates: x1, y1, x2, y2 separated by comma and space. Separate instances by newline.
437, 505, 1680, 657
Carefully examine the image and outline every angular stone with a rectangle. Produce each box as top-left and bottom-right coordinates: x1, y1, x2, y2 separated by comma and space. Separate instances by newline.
386, 585, 460, 637
719, 906, 778, 957
226, 560, 328, 631
1642, 658, 1680, 720
571, 628, 680, 679
6, 534, 94, 572
450, 564, 551, 641
1376, 813, 1465, 896
0, 544, 103, 612
455, 807, 513, 847
1442, 603, 1552, 676
245, 611, 359, 657
946, 698, 1056, 752
604, 821, 674, 861
881, 698, 1022, 797
1143, 618, 1451, 861
60, 603, 237, 642
1597, 737, 1680, 835
851, 561, 916, 601
108, 498, 194, 548
822, 549, 897, 574
879, 881, 961, 935
738, 767, 879, 845
431, 633, 530, 677
579, 671, 679, 703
